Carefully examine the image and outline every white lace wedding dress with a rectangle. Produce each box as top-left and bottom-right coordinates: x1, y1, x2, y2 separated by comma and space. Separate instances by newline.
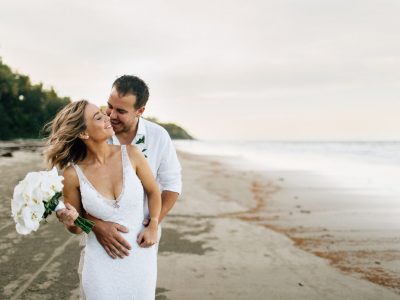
73, 145, 157, 300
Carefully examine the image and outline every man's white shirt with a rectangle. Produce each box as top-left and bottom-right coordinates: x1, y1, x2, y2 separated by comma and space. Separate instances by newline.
108, 117, 182, 217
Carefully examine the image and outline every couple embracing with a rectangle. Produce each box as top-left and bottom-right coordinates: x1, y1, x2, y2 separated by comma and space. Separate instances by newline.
44, 75, 182, 299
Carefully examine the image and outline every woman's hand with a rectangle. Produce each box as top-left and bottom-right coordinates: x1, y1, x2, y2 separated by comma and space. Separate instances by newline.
137, 222, 158, 248
56, 203, 79, 227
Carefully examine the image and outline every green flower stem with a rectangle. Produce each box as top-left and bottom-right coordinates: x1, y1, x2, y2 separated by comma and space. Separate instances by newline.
74, 217, 95, 234
43, 191, 95, 234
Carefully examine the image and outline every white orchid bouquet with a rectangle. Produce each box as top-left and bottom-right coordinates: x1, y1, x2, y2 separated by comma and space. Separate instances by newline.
11, 167, 94, 234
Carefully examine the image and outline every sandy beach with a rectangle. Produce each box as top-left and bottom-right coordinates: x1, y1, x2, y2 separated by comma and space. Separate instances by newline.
1, 142, 399, 299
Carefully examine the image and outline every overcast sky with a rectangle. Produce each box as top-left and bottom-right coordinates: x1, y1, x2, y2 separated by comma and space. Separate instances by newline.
1, 0, 399, 141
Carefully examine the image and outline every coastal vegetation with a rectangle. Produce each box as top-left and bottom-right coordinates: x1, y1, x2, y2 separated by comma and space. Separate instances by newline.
145, 117, 193, 140
0, 59, 70, 140
0, 59, 192, 140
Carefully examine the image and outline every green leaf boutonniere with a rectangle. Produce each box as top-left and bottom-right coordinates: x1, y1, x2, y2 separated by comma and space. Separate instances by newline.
135, 136, 145, 145
135, 136, 147, 158
142, 148, 148, 158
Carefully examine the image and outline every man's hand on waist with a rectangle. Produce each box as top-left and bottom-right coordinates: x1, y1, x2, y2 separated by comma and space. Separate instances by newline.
92, 219, 131, 259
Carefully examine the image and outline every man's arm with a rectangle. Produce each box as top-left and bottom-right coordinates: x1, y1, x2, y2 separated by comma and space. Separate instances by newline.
142, 190, 179, 226
159, 190, 179, 223
153, 129, 182, 224
83, 213, 131, 259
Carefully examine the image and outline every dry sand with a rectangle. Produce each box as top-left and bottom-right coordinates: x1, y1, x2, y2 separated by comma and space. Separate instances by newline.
0, 142, 399, 299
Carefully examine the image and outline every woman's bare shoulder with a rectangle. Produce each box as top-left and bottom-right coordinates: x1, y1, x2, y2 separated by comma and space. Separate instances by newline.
126, 144, 141, 155
62, 165, 79, 186
125, 145, 145, 162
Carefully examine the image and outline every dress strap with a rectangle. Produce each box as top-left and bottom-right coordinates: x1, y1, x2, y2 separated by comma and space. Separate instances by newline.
120, 145, 129, 168
120, 145, 136, 176
72, 163, 85, 182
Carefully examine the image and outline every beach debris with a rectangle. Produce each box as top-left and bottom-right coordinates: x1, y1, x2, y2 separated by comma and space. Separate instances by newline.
298, 282, 304, 287
1, 152, 13, 157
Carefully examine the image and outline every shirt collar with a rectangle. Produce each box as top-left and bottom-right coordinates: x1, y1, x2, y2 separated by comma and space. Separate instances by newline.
136, 117, 146, 137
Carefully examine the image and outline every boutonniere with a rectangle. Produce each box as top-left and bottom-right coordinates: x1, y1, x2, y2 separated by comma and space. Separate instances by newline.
135, 136, 148, 158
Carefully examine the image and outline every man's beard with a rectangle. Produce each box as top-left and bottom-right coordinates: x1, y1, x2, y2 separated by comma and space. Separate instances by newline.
112, 121, 134, 134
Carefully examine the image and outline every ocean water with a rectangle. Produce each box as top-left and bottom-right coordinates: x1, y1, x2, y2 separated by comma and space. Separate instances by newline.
174, 140, 400, 197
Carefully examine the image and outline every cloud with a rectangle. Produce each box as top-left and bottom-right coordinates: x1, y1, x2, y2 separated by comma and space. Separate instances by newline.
1, 0, 399, 140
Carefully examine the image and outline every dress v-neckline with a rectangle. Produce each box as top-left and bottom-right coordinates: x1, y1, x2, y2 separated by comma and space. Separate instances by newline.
75, 147, 126, 204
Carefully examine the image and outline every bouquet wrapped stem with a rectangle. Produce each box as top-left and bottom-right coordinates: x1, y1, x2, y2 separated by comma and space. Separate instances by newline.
44, 191, 95, 234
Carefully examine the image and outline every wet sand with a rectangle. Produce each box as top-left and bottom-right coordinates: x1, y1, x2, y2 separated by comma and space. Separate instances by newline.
1, 142, 399, 299
156, 151, 400, 299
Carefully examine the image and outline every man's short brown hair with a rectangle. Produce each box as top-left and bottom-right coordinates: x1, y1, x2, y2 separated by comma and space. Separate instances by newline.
112, 75, 150, 109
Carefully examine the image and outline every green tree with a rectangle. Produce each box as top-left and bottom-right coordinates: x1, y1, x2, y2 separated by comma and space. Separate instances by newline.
0, 59, 70, 140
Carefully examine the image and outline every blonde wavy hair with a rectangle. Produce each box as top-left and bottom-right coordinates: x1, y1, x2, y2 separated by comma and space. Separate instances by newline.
44, 100, 89, 170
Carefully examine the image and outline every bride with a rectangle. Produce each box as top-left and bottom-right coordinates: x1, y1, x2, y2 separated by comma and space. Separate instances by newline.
44, 100, 161, 299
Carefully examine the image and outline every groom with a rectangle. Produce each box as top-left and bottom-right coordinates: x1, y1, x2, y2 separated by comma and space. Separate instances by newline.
85, 75, 182, 258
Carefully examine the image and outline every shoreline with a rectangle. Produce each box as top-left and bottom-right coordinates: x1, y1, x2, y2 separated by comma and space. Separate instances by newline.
175, 150, 400, 295
157, 150, 400, 299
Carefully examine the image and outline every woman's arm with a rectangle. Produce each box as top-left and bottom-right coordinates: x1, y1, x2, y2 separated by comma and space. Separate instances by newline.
127, 145, 161, 247
57, 166, 83, 234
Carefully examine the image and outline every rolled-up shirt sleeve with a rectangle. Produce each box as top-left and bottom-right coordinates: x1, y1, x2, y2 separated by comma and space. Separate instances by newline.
156, 131, 182, 194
